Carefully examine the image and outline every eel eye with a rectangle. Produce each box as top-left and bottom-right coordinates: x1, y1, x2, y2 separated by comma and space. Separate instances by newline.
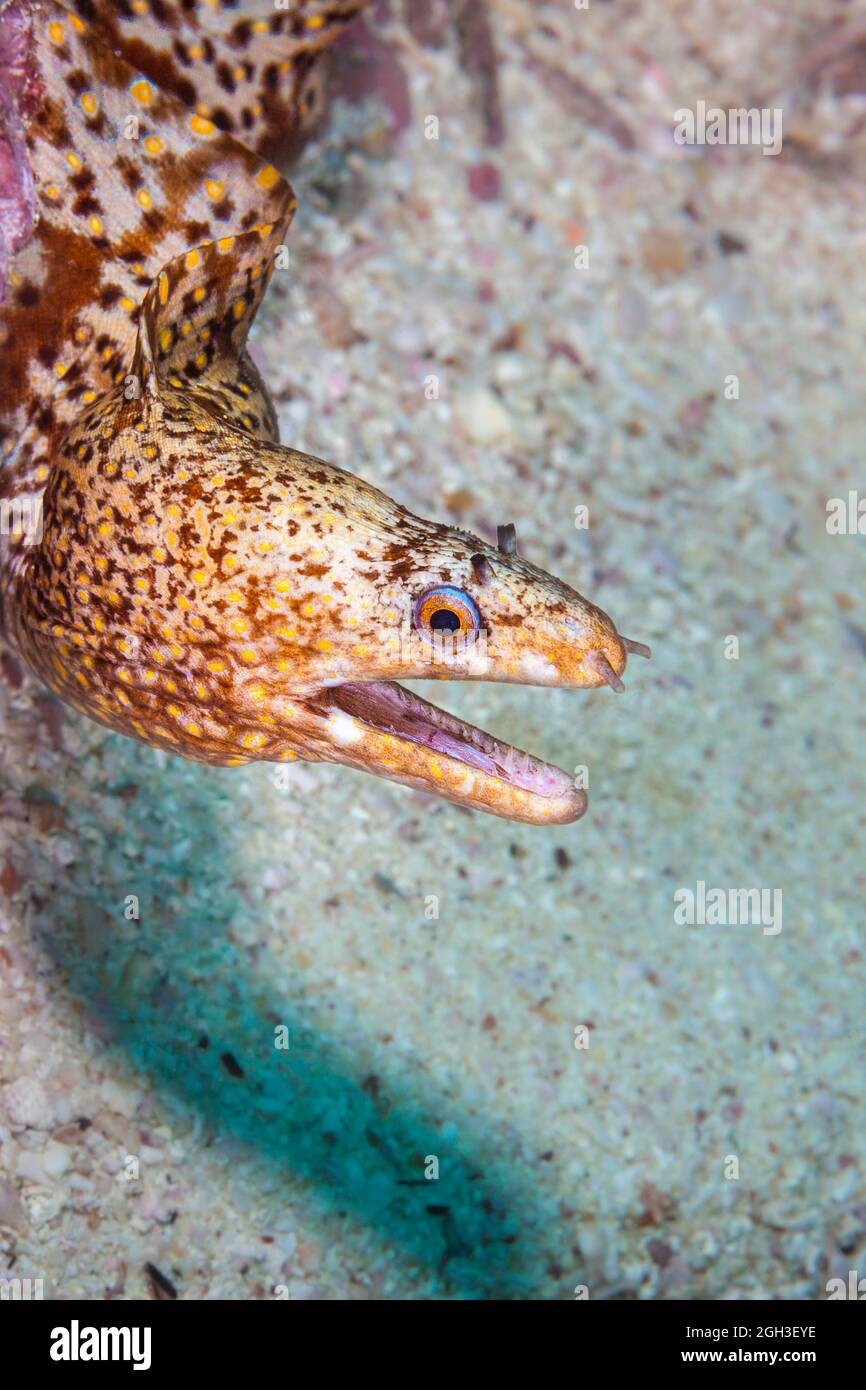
413, 585, 481, 638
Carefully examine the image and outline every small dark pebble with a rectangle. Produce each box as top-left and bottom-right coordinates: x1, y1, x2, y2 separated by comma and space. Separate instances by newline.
220, 1051, 244, 1078
468, 161, 500, 201
454, 0, 504, 144
372, 871, 405, 897
0, 652, 22, 689
36, 694, 64, 750
547, 338, 582, 366
0, 862, 19, 896
647, 1239, 673, 1268
717, 230, 748, 255
145, 1262, 178, 1300
22, 783, 60, 806
405, 0, 448, 47
492, 323, 522, 352
844, 622, 866, 658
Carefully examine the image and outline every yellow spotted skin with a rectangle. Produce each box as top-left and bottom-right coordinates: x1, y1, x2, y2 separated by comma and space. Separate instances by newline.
0, 0, 356, 522
1, 0, 647, 825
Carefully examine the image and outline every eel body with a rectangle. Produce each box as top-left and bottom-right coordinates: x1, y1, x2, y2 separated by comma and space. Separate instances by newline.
0, 0, 649, 825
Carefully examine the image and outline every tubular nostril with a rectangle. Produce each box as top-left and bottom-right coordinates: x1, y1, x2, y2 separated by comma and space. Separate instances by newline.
622, 636, 652, 659
586, 650, 625, 692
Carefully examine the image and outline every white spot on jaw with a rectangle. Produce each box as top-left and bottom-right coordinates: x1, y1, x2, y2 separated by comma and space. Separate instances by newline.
328, 710, 365, 746
519, 651, 559, 683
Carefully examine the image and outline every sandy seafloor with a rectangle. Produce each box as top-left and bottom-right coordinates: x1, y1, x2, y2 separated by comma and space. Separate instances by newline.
1, 0, 865, 1300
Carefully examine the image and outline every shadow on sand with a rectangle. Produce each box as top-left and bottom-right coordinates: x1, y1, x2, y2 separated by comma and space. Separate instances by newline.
36, 736, 563, 1298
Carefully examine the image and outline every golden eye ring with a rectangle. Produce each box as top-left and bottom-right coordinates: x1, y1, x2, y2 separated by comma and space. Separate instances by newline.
412, 585, 481, 639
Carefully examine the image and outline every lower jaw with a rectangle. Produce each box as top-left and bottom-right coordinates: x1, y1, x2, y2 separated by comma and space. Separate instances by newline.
329, 680, 586, 822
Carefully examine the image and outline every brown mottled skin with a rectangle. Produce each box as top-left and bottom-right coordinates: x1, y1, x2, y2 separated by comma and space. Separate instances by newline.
0, 0, 649, 825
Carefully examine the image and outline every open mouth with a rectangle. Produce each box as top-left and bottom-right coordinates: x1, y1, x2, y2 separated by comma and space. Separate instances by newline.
331, 680, 579, 800
318, 637, 650, 823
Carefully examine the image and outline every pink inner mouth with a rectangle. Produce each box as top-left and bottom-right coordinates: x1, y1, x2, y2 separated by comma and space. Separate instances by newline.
331, 681, 576, 799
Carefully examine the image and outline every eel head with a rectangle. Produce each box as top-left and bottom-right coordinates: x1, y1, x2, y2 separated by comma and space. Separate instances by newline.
275, 458, 651, 823
18, 399, 649, 826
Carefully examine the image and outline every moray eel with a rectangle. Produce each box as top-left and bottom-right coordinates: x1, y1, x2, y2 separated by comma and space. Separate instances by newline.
0, 0, 649, 825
